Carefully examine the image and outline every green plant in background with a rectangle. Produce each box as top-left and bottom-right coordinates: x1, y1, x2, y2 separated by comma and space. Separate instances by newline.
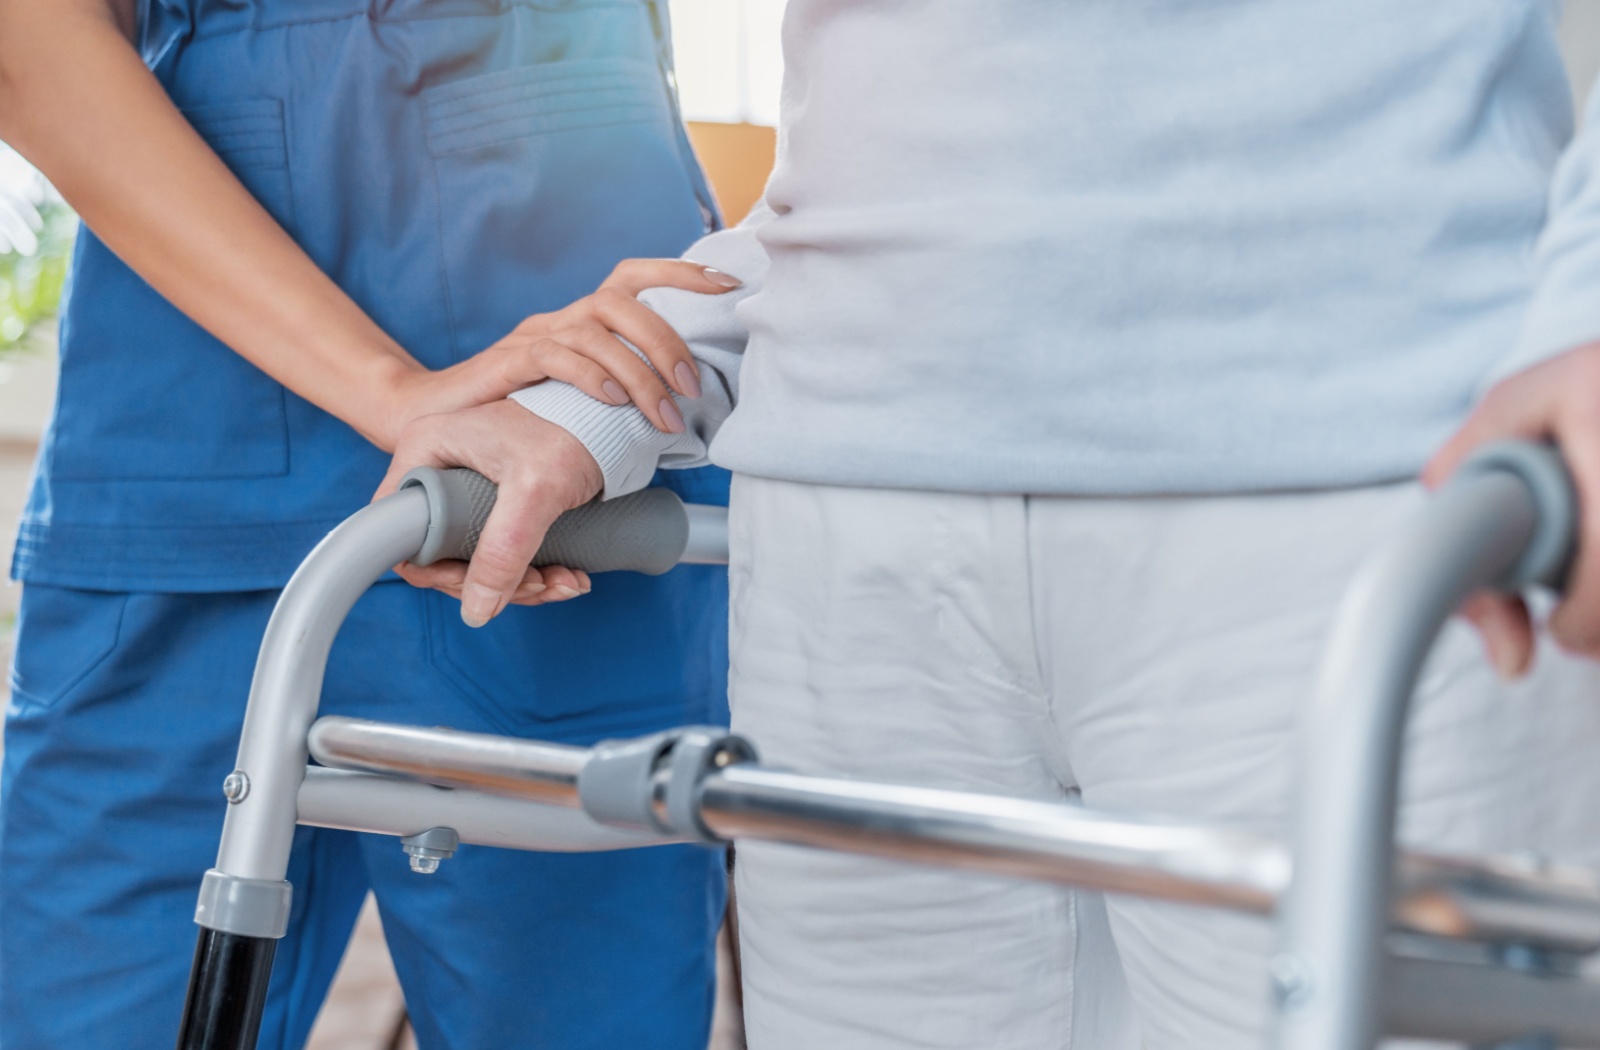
0, 203, 76, 361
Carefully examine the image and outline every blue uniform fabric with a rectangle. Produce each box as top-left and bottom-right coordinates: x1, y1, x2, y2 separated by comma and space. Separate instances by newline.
3, 578, 729, 1049
12, 0, 722, 590
2, 0, 733, 1045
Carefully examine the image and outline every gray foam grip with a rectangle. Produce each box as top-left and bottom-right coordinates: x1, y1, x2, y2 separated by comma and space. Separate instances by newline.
1455, 440, 1578, 593
399, 467, 690, 575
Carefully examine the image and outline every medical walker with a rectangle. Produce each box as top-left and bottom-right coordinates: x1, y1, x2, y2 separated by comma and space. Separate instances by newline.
177, 441, 1600, 1050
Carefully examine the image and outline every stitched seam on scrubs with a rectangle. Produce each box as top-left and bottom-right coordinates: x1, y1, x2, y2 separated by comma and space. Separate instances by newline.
7, 593, 128, 708
429, 107, 664, 156
183, 100, 289, 172
423, 76, 654, 121
429, 93, 658, 135
423, 68, 656, 116
13, 540, 333, 579
185, 2, 648, 40
426, 83, 660, 131
421, 65, 667, 154
421, 57, 657, 110
425, 124, 463, 361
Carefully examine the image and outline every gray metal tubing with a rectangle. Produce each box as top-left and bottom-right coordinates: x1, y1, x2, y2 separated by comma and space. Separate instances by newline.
1384, 949, 1600, 1047
1394, 853, 1600, 957
296, 767, 677, 852
308, 717, 588, 807
213, 489, 433, 883
311, 715, 1288, 910
310, 714, 1600, 953
1274, 471, 1544, 1050
681, 504, 730, 565
696, 766, 1289, 912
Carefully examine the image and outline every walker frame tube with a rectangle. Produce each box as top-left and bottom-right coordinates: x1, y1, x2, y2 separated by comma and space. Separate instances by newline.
215, 490, 431, 887
177, 491, 432, 1050
295, 767, 678, 853
309, 712, 1600, 955
1275, 449, 1576, 1050
182, 443, 1600, 1050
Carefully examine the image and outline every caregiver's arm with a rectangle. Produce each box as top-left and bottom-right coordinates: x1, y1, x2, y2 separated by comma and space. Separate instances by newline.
0, 0, 727, 450
379, 204, 774, 625
1427, 79, 1600, 674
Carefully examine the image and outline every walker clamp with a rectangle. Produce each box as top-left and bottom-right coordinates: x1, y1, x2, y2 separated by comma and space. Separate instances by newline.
578, 726, 757, 843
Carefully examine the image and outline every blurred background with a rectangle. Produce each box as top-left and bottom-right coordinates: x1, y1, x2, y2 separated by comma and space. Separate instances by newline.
2, 3, 1599, 1047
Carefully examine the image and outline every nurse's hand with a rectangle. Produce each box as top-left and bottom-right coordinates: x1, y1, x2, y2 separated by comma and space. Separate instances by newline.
373, 259, 740, 449
1426, 342, 1600, 678
376, 399, 605, 626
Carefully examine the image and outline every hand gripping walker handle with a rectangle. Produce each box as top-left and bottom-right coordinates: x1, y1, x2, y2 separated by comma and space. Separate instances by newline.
399, 467, 690, 576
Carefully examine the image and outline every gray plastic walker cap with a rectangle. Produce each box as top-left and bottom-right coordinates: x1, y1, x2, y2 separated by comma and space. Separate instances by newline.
1454, 441, 1577, 592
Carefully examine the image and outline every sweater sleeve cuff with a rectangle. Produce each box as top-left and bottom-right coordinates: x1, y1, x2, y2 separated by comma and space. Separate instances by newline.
509, 382, 675, 500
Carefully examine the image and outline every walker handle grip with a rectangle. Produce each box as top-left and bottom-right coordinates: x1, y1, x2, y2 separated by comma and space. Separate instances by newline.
399, 467, 690, 576
1454, 440, 1577, 593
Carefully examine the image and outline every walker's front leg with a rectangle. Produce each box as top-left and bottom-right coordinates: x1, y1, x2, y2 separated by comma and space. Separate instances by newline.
176, 468, 699, 1050
176, 489, 432, 1050
1273, 443, 1579, 1050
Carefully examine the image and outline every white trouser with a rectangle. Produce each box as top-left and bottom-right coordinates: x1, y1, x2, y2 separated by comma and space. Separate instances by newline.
726, 475, 1600, 1050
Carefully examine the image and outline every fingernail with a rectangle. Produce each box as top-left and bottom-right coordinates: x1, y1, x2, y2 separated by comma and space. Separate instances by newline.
674, 361, 703, 399
702, 267, 742, 289
551, 585, 581, 600
602, 380, 628, 405
461, 583, 503, 629
659, 398, 686, 434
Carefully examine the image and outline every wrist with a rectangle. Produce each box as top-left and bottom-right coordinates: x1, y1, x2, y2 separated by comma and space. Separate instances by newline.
512, 403, 605, 506
356, 355, 429, 452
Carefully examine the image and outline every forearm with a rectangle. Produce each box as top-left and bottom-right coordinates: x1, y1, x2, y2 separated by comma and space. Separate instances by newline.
513, 201, 775, 496
0, 0, 421, 447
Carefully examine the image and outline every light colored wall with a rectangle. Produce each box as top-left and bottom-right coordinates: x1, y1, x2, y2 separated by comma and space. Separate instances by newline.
1563, 2, 1600, 111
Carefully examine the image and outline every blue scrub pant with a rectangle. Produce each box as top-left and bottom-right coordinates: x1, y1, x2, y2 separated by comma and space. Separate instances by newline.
0, 578, 727, 1050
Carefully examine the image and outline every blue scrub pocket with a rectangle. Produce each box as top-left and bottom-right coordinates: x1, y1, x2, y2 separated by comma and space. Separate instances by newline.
7, 588, 128, 711
48, 99, 294, 481
422, 56, 708, 357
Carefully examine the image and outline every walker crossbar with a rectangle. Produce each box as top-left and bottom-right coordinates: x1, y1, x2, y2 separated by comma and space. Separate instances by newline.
304, 714, 1600, 953
179, 444, 1600, 1050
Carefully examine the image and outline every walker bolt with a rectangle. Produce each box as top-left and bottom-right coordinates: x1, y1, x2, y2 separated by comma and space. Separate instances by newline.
222, 770, 250, 804
401, 827, 460, 875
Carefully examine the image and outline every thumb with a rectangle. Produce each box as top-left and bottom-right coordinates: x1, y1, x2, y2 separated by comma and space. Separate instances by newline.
458, 478, 566, 627
1460, 591, 1536, 681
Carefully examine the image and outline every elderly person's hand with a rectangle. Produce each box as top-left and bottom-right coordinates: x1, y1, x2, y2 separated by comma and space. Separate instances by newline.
1426, 343, 1600, 677
375, 400, 604, 626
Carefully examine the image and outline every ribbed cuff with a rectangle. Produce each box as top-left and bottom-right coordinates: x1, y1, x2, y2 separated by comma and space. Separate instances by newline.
509, 382, 676, 499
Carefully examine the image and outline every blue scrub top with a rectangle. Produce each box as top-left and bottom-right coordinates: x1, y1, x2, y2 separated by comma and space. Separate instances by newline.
11, 0, 728, 592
